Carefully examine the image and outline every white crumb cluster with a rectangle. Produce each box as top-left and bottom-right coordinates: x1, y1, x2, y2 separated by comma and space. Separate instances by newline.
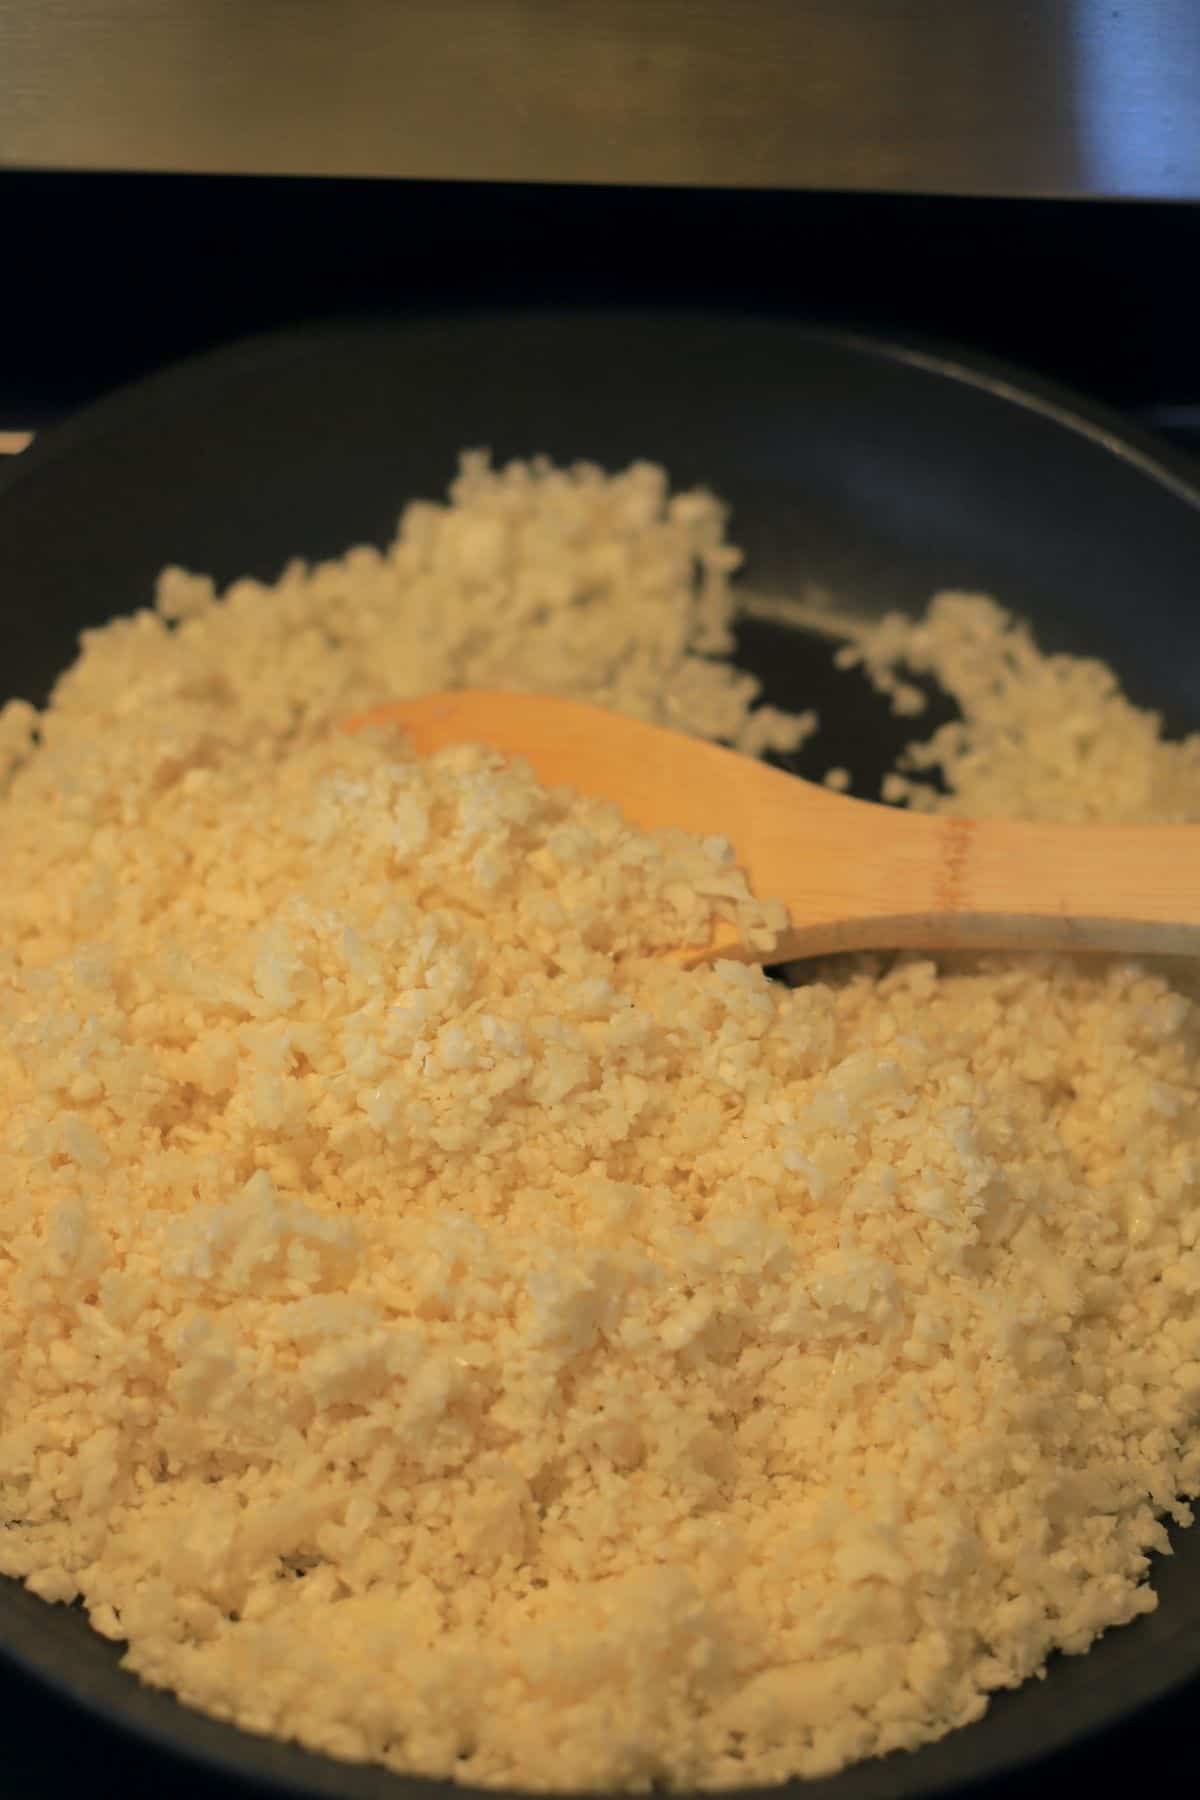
839, 590, 1200, 822
1, 458, 1200, 1793
6, 451, 809, 768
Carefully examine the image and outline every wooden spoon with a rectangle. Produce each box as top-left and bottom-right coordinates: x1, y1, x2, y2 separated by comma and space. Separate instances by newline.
345, 692, 1200, 967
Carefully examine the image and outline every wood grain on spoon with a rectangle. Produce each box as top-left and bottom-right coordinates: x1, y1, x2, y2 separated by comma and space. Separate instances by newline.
344, 692, 1200, 966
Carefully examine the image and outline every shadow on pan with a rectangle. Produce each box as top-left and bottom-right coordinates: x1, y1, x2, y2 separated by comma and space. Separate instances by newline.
2, 310, 1200, 1800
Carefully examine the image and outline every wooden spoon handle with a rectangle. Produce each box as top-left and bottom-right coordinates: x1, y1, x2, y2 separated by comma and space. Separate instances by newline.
766, 806, 1200, 961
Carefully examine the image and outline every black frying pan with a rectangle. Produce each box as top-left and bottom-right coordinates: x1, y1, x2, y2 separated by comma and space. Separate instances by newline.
2, 311, 1200, 1800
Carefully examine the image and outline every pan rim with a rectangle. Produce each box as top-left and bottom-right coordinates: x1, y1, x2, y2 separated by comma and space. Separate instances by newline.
2, 304, 1199, 521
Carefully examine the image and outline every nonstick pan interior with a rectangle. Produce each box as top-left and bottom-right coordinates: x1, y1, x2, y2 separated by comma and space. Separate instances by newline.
2, 309, 1200, 1800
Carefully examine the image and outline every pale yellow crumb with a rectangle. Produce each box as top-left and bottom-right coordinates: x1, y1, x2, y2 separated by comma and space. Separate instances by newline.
845, 591, 1200, 823
1, 458, 1199, 1793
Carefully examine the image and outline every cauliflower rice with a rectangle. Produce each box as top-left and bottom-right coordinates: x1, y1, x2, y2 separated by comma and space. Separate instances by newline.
2, 455, 1200, 1790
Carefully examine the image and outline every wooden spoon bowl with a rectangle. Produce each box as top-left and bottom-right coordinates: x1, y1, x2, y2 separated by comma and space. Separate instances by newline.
345, 692, 1200, 966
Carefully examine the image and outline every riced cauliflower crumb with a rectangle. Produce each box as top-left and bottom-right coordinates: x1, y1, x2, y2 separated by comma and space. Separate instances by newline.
44, 451, 809, 762
841, 590, 1200, 822
2, 457, 1200, 1792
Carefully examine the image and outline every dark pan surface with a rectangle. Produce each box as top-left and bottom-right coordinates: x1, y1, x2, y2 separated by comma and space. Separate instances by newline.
1, 310, 1199, 1800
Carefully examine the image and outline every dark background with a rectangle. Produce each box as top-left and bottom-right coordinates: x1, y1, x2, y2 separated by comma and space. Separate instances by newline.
2, 173, 1199, 448
1, 168, 1199, 1796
